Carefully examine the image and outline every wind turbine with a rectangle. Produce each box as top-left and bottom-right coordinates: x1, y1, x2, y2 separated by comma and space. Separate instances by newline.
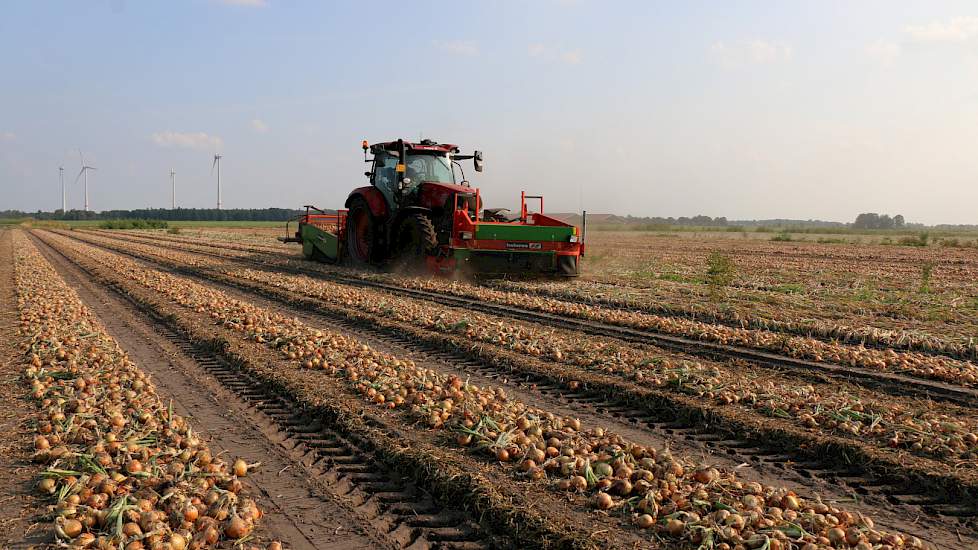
59, 166, 65, 212
170, 169, 176, 209
75, 151, 96, 212
211, 154, 223, 209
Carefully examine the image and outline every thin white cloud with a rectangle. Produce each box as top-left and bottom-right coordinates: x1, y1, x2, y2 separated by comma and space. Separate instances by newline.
866, 40, 901, 64
0, 132, 15, 142
528, 44, 582, 65
905, 16, 978, 43
250, 119, 268, 133
561, 49, 583, 65
432, 40, 478, 56
711, 39, 792, 69
214, 0, 267, 6
151, 131, 224, 151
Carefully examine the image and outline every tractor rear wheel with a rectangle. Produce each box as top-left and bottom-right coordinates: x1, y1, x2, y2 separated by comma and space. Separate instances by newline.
392, 213, 438, 273
346, 197, 378, 267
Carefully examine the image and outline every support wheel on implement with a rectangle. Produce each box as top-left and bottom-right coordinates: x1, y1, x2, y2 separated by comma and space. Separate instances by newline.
346, 197, 378, 267
392, 212, 438, 273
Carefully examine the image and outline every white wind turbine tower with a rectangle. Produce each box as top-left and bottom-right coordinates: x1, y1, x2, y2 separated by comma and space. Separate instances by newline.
170, 169, 176, 209
59, 166, 66, 212
75, 151, 97, 212
211, 154, 223, 209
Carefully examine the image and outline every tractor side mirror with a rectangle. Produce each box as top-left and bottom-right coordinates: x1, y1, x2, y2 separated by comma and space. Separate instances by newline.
473, 150, 484, 172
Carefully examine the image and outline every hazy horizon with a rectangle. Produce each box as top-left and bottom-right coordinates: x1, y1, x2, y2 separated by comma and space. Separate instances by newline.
2, 1, 977, 225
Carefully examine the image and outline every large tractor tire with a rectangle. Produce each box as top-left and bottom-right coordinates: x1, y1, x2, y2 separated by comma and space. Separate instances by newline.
346, 197, 378, 267
392, 212, 438, 273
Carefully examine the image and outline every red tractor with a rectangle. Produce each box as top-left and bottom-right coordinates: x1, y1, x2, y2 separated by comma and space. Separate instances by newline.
282, 138, 585, 276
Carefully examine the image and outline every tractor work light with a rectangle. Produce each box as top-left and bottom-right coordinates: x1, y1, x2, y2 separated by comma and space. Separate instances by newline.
460, 231, 473, 240
569, 235, 579, 243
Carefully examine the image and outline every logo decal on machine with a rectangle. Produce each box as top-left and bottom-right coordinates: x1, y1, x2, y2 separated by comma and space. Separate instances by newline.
506, 242, 542, 250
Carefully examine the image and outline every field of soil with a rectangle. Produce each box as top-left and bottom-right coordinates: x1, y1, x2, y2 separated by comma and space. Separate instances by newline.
2, 224, 977, 549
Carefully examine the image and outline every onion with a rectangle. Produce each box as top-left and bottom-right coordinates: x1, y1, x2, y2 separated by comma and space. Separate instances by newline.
37, 477, 57, 494
665, 518, 685, 537
224, 515, 251, 539
692, 467, 718, 484
232, 458, 249, 477
594, 492, 613, 510
126, 459, 143, 474
56, 517, 83, 539
183, 504, 199, 523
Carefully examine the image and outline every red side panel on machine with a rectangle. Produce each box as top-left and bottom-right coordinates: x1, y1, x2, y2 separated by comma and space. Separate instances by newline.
417, 182, 475, 211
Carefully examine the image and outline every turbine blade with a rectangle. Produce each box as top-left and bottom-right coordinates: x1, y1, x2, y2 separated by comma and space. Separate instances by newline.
211, 156, 217, 175
74, 169, 84, 184
79, 149, 85, 166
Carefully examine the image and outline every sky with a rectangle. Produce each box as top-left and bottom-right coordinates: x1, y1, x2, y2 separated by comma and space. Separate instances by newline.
1, 1, 977, 225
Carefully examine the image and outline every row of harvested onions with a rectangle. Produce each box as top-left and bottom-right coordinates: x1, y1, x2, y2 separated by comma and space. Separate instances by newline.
111, 228, 978, 364
224, 267, 978, 463
45, 231, 932, 549
152, 228, 978, 361
385, 275, 978, 388
486, 278, 978, 361
57, 231, 978, 463
68, 228, 978, 388
92, 228, 978, 363
13, 233, 269, 550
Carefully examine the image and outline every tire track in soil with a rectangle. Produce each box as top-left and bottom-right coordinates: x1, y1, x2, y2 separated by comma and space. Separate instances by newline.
38, 230, 978, 549
31, 231, 386, 550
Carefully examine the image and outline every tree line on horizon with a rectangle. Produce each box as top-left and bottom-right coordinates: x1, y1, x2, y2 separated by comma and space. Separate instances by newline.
0, 208, 970, 230
0, 207, 302, 222
560, 212, 935, 229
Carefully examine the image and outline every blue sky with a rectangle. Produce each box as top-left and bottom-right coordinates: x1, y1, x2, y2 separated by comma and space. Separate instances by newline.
1, 1, 977, 224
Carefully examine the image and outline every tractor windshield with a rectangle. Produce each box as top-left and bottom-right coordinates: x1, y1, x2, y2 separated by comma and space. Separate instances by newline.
405, 154, 454, 184
372, 151, 457, 208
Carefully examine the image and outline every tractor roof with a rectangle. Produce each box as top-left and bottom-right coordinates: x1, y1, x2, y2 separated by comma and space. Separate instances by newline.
369, 139, 458, 155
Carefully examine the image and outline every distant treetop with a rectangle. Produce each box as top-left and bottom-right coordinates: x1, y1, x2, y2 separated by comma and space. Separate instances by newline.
852, 212, 907, 230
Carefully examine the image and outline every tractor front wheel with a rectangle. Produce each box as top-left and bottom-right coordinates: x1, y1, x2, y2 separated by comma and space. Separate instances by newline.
346, 197, 378, 267
392, 213, 438, 273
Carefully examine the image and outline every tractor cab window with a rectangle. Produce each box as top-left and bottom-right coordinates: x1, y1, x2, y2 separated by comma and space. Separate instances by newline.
373, 151, 455, 208
405, 154, 454, 185
372, 153, 400, 207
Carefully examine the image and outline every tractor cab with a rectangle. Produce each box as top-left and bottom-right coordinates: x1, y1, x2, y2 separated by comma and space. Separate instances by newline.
364, 139, 481, 212
371, 147, 459, 208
